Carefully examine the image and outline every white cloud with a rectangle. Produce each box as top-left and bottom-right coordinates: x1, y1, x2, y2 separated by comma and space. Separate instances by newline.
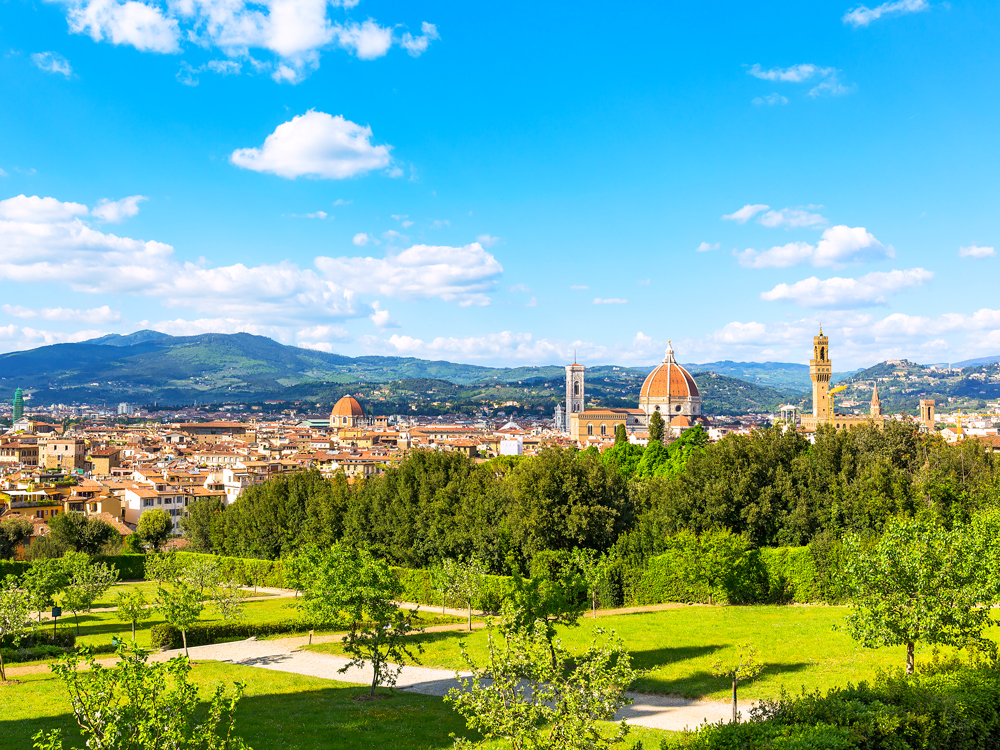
400, 22, 439, 57
2, 304, 120, 323
695, 242, 719, 252
843, 0, 929, 27
91, 195, 146, 222
722, 204, 769, 223
508, 283, 531, 293
757, 207, 827, 228
959, 244, 995, 259
752, 93, 787, 106
761, 268, 933, 308
353, 232, 375, 246
593, 298, 627, 305
476, 234, 500, 247
332, 199, 352, 206
334, 20, 393, 60
570, 285, 589, 290
0, 195, 88, 221
735, 225, 891, 268
747, 63, 853, 98
381, 229, 406, 243
748, 64, 829, 82
368, 300, 399, 330
231, 110, 392, 179
315, 242, 503, 306
60, 0, 182, 53
31, 51, 73, 76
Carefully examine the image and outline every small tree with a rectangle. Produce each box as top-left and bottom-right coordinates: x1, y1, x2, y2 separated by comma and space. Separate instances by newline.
212, 580, 246, 622
145, 552, 182, 584
61, 557, 120, 634
572, 548, 616, 619
712, 641, 764, 723
114, 589, 151, 641
136, 510, 172, 552
446, 622, 636, 750
0, 580, 34, 681
182, 556, 221, 599
446, 558, 487, 632
32, 641, 251, 750
648, 410, 665, 443
843, 515, 990, 674
613, 423, 627, 445
21, 558, 70, 623
428, 561, 450, 613
503, 558, 586, 668
155, 581, 204, 657
0, 517, 34, 560
339, 554, 423, 698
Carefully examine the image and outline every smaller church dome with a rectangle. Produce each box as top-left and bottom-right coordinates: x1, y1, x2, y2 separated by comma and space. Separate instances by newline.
331, 396, 365, 418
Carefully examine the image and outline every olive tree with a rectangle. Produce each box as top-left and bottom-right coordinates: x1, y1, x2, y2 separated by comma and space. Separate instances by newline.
114, 589, 151, 641
31, 641, 251, 750
21, 559, 69, 623
0, 580, 34, 681
60, 556, 119, 634
712, 641, 764, 723
155, 581, 204, 657
572, 547, 616, 618
843, 515, 990, 674
446, 622, 636, 750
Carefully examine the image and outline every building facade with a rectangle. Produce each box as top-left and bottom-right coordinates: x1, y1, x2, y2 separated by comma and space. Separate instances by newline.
800, 328, 885, 432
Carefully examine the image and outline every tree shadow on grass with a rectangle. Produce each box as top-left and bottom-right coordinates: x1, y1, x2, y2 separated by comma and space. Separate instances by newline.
633, 661, 812, 700
0, 676, 478, 750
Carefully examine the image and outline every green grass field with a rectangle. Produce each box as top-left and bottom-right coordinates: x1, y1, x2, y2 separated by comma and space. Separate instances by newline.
86, 581, 276, 610
0, 661, 672, 750
305, 605, 1000, 702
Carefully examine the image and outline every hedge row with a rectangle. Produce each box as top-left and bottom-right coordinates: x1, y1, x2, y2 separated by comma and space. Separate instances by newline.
668, 662, 1000, 750
174, 551, 288, 589
149, 619, 324, 650
0, 554, 146, 582
393, 567, 515, 613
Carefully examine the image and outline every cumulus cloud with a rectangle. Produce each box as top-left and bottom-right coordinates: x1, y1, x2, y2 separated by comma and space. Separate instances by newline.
0, 192, 504, 331
31, 51, 73, 76
92, 195, 146, 222
843, 0, 929, 27
231, 111, 392, 179
0, 325, 106, 353
369, 300, 399, 330
400, 22, 439, 57
722, 204, 769, 223
2, 304, 120, 323
353, 232, 375, 246
47, 0, 436, 82
315, 242, 503, 306
959, 244, 995, 259
761, 268, 933, 308
476, 234, 500, 247
752, 93, 787, 106
696, 242, 719, 252
593, 298, 627, 305
735, 225, 891, 268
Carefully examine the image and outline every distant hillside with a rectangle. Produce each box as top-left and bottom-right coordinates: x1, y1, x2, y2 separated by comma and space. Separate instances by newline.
684, 360, 860, 393
691, 372, 801, 415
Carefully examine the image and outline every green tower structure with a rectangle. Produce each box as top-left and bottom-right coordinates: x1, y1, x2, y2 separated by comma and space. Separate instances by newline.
12, 387, 23, 421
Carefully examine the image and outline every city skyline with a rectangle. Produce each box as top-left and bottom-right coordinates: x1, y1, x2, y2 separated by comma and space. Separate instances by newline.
2, 0, 999, 370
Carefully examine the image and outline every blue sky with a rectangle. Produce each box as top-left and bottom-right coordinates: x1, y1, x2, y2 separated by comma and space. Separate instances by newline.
1, 0, 998, 369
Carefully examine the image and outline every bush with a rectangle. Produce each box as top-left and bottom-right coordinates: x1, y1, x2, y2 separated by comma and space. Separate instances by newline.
392, 566, 515, 613
175, 552, 287, 588
0, 559, 30, 581
759, 547, 821, 604
2, 554, 147, 582
666, 663, 1000, 750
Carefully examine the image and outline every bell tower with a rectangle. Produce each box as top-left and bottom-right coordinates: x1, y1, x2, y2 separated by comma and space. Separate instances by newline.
810, 328, 831, 421
566, 357, 585, 419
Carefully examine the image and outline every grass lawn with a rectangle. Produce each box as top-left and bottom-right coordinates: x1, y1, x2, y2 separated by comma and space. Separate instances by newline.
0, 661, 673, 750
305, 605, 1000, 702
88, 581, 275, 610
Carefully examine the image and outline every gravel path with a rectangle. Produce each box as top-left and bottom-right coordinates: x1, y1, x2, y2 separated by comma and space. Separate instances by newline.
154, 637, 741, 732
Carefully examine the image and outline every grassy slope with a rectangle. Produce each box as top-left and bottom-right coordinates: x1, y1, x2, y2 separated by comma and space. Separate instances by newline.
0, 662, 673, 750
307, 605, 1000, 702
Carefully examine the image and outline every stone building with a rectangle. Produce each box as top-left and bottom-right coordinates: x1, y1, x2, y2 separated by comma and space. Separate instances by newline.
800, 328, 885, 432
638, 342, 704, 435
330, 396, 366, 429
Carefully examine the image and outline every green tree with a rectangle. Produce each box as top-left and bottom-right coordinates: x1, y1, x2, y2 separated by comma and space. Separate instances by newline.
445, 558, 487, 631
503, 556, 586, 668
145, 552, 183, 584
136, 510, 173, 552
712, 641, 764, 723
32, 641, 250, 750
61, 556, 119, 634
571, 547, 616, 618
843, 515, 990, 674
446, 622, 636, 750
0, 517, 34, 559
613, 423, 627, 445
114, 589, 151, 641
21, 558, 70, 622
47, 513, 119, 555
0, 579, 34, 681
179, 498, 224, 552
648, 410, 665, 443
155, 581, 204, 657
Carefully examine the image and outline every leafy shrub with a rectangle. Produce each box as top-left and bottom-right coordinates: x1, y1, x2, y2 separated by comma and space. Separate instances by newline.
175, 551, 287, 589
0, 559, 31, 581
759, 547, 820, 604
393, 566, 514, 613
149, 618, 318, 650
666, 663, 1000, 750
2, 554, 146, 582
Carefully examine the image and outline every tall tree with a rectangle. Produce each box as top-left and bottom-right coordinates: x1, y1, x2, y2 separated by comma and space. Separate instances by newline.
179, 498, 224, 552
136, 510, 172, 552
47, 513, 118, 555
0, 517, 33, 559
648, 410, 665, 443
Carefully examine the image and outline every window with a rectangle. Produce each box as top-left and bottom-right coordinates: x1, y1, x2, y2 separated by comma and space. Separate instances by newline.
676, 405, 682, 412
574, 382, 580, 396
600, 424, 607, 436
587, 424, 593, 436
655, 405, 660, 411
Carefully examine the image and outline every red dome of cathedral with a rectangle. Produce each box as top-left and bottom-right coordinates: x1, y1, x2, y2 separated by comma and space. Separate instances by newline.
639, 344, 699, 400
331, 396, 365, 417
